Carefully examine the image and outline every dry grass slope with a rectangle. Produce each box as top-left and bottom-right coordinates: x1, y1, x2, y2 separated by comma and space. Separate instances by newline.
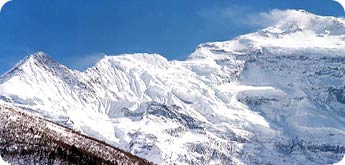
0, 105, 152, 165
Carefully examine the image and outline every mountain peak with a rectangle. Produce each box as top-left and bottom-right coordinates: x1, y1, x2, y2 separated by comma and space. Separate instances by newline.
28, 51, 50, 60
0, 52, 65, 82
10, 51, 54, 68
268, 9, 345, 35
25, 51, 56, 65
192, 10, 345, 59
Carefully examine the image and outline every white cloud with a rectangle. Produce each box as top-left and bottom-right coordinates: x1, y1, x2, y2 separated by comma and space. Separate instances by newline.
248, 9, 314, 27
72, 53, 106, 70
199, 6, 314, 29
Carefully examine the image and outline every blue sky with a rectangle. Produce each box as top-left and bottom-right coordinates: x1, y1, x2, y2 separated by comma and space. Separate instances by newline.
0, 0, 344, 74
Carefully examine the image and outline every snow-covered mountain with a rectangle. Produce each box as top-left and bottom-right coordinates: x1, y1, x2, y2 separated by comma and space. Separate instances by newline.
1, 9, 345, 164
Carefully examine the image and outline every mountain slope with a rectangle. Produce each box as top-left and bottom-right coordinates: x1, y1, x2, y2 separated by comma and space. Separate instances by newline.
0, 10, 345, 164
0, 103, 151, 164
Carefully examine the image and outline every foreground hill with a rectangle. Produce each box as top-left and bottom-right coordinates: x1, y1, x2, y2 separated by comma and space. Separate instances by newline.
0, 104, 150, 164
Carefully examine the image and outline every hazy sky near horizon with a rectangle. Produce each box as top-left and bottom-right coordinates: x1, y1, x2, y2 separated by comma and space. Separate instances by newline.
0, 0, 343, 74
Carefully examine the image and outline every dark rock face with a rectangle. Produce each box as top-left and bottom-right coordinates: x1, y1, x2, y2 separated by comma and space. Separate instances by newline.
146, 102, 204, 130
0, 105, 151, 165
329, 87, 345, 104
123, 102, 204, 130
275, 137, 345, 155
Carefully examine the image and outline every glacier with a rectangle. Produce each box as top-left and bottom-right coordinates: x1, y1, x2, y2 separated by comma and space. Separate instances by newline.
0, 9, 345, 164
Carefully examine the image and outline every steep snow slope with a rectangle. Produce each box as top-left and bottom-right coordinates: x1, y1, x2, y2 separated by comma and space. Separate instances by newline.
0, 53, 117, 145
0, 10, 345, 164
